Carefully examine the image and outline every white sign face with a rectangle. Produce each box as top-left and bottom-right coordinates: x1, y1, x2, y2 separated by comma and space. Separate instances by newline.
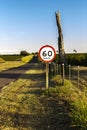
38, 45, 56, 62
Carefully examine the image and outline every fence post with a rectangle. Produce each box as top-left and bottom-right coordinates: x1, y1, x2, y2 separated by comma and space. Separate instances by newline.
62, 63, 65, 85
58, 64, 61, 75
55, 63, 56, 75
56, 64, 58, 75
69, 65, 71, 81
77, 66, 79, 88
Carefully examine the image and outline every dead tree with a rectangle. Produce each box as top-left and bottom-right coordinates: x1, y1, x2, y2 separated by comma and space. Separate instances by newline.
55, 11, 66, 84
55, 11, 65, 64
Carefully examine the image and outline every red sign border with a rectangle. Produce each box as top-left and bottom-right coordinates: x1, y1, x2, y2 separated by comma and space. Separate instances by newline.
38, 45, 56, 63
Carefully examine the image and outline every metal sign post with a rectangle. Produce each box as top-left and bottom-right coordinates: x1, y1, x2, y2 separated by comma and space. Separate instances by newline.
38, 45, 56, 89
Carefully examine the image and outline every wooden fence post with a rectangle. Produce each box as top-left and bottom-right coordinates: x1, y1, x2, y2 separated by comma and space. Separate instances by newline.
77, 66, 79, 88
69, 65, 71, 81
62, 63, 65, 85
46, 63, 49, 89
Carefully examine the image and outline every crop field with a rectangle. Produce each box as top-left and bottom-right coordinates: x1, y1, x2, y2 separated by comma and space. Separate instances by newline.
0, 55, 33, 71
0, 55, 23, 61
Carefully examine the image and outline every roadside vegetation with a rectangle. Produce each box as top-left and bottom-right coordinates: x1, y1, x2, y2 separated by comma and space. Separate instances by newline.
0, 62, 87, 129
55, 53, 87, 66
0, 58, 5, 63
21, 54, 33, 63
46, 76, 87, 129
0, 55, 23, 61
0, 63, 46, 130
0, 54, 33, 71
66, 53, 87, 66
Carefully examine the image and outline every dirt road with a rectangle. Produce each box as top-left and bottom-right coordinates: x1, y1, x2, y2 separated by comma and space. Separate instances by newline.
0, 56, 38, 89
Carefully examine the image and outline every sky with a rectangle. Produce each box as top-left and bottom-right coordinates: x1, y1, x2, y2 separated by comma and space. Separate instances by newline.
0, 0, 87, 54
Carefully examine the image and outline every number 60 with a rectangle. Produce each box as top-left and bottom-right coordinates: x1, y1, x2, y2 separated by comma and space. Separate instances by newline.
42, 50, 52, 57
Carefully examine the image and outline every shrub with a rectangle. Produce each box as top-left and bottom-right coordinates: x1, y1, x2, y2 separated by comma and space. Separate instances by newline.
66, 53, 87, 66
20, 50, 29, 56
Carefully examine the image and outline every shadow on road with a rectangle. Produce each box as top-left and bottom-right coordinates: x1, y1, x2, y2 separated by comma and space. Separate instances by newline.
0, 55, 45, 89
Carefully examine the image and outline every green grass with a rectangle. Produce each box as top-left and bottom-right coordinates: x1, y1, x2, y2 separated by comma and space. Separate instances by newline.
0, 57, 5, 63
0, 54, 33, 62
0, 63, 73, 130
71, 97, 87, 129
0, 61, 25, 71
21, 54, 33, 63
44, 76, 87, 129
0, 63, 46, 130
0, 55, 34, 71
0, 55, 23, 61
0, 63, 87, 129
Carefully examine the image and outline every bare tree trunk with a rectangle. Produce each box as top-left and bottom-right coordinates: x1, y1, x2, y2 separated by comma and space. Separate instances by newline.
55, 11, 66, 84
55, 11, 65, 64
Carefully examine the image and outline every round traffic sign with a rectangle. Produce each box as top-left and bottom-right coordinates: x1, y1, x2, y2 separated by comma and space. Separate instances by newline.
38, 45, 56, 62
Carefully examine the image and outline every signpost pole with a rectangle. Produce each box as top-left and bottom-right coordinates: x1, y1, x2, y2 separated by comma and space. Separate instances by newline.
38, 45, 56, 90
46, 63, 49, 89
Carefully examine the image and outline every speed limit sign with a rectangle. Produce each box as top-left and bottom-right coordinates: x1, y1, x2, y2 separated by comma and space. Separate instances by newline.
38, 45, 56, 62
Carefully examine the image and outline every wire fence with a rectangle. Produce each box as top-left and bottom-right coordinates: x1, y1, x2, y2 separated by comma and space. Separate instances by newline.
49, 63, 87, 88
68, 65, 87, 88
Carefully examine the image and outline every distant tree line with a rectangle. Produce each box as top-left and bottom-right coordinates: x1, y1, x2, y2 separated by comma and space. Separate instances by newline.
66, 53, 87, 66
20, 50, 29, 56
20, 50, 38, 56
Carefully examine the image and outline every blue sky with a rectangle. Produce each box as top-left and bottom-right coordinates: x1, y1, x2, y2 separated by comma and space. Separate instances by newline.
0, 0, 87, 54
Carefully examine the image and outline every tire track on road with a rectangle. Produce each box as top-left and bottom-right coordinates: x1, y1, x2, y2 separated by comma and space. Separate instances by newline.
0, 56, 38, 90
0, 63, 35, 89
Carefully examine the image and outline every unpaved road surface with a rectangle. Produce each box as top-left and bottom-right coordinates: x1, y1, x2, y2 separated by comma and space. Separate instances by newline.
0, 56, 38, 89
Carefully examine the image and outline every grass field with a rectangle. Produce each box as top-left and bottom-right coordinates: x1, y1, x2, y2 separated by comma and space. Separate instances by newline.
0, 55, 23, 61
0, 61, 25, 71
0, 55, 33, 71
